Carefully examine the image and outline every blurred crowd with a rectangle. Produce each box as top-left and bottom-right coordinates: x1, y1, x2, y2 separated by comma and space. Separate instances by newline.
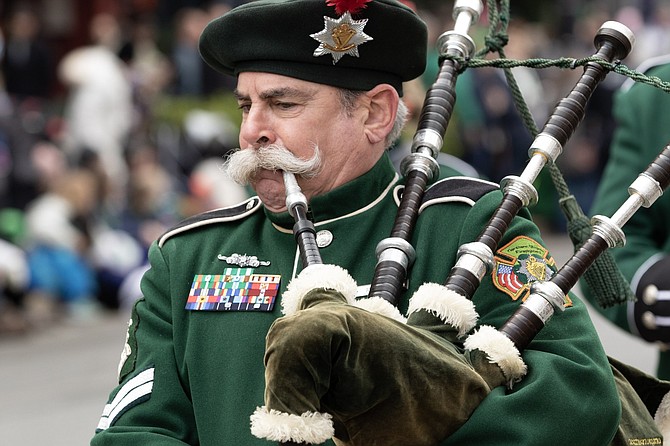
0, 0, 668, 335
0, 0, 249, 334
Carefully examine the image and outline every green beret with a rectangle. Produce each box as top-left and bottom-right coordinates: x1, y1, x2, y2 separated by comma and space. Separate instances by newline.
199, 0, 427, 95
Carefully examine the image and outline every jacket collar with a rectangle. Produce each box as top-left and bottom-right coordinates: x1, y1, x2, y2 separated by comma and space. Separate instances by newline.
266, 152, 398, 228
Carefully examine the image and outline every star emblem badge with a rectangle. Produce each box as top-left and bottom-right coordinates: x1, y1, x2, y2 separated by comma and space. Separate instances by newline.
310, 11, 373, 64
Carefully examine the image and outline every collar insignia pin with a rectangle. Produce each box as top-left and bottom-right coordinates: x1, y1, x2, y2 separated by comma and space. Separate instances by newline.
218, 253, 270, 268
311, 0, 373, 64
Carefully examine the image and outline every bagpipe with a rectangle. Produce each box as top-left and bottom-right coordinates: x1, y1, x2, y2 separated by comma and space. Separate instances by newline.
249, 1, 670, 445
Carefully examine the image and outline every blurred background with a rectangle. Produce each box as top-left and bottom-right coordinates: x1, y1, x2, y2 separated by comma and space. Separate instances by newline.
0, 0, 668, 444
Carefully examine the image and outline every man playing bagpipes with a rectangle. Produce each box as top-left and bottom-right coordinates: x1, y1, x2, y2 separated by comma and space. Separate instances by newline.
91, 0, 670, 445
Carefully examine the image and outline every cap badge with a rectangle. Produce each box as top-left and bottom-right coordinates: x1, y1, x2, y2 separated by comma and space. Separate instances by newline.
311, 0, 373, 64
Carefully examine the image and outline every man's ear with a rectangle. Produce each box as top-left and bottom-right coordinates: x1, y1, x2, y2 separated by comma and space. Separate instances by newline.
363, 84, 399, 145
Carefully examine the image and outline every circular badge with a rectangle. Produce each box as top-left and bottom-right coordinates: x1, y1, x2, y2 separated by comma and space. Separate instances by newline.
316, 230, 333, 248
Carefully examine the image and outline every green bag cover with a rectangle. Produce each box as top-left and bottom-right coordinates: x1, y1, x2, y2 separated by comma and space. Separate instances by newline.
257, 288, 508, 445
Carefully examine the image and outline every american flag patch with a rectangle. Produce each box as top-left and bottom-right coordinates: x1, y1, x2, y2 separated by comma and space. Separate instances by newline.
496, 263, 524, 294
185, 268, 281, 312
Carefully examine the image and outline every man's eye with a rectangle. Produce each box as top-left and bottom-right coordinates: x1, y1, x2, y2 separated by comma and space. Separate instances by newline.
237, 103, 251, 112
276, 102, 296, 110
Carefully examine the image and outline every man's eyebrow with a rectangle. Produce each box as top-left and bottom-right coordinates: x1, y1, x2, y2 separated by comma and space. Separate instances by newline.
234, 87, 317, 102
233, 90, 249, 102
260, 87, 316, 101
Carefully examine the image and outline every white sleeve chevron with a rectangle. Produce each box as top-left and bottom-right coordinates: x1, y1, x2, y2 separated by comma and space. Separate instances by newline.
96, 367, 154, 431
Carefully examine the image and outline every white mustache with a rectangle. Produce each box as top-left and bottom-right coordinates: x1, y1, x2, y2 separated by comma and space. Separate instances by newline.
223, 145, 322, 185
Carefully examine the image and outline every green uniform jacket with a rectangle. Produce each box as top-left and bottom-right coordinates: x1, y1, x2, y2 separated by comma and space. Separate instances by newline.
581, 57, 670, 379
92, 153, 620, 445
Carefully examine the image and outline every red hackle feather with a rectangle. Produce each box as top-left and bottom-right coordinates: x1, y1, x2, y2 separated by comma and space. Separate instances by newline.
326, 0, 372, 15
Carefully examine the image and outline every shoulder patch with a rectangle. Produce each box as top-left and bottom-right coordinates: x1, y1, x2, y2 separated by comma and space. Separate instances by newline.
158, 197, 261, 247
492, 235, 571, 307
419, 176, 499, 212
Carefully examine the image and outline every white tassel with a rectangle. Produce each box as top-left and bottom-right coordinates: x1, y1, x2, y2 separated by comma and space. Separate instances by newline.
250, 406, 334, 444
281, 264, 358, 316
407, 283, 479, 337
353, 296, 407, 323
464, 325, 527, 384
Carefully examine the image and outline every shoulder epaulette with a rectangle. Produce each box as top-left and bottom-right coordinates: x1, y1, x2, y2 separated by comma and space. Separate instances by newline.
621, 53, 670, 93
158, 197, 262, 247
419, 176, 499, 212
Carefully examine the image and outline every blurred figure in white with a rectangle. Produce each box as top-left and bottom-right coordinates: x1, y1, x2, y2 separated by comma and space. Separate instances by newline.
57, 13, 133, 210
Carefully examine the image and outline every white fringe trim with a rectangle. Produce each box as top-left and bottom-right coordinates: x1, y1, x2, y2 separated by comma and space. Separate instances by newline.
353, 296, 407, 323
250, 406, 334, 444
407, 283, 479, 337
281, 264, 358, 316
464, 325, 527, 384
654, 390, 670, 445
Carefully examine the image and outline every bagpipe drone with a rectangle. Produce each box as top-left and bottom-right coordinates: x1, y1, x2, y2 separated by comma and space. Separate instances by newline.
249, 1, 670, 445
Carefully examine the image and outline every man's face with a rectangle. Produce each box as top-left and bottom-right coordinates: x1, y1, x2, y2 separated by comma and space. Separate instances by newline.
234, 72, 378, 212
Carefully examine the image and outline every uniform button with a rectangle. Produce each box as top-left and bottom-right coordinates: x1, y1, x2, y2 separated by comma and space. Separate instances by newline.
316, 230, 333, 248
643, 284, 659, 305
642, 311, 657, 330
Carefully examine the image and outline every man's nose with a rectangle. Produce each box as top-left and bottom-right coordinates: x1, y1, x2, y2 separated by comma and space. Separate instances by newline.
240, 108, 275, 149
